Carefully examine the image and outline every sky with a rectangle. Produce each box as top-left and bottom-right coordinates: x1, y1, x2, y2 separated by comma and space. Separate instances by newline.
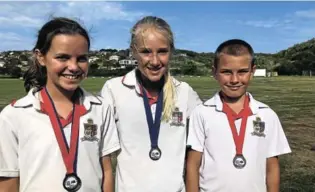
1, 1, 315, 53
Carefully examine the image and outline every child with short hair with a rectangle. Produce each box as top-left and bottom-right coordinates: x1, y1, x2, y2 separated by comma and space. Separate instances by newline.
185, 39, 291, 192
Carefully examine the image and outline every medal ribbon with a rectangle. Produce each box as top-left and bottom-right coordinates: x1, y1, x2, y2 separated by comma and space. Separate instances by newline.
41, 87, 80, 174
222, 96, 252, 155
142, 87, 164, 149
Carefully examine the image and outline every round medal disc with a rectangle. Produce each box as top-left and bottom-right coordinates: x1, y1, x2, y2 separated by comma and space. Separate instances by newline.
149, 147, 162, 161
63, 173, 82, 192
233, 155, 246, 169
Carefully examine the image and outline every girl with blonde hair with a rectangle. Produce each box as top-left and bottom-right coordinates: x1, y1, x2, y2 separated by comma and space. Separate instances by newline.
100, 16, 201, 192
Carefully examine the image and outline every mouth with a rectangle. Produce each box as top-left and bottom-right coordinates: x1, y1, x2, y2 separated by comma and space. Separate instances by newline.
146, 65, 164, 72
226, 85, 242, 90
61, 74, 84, 80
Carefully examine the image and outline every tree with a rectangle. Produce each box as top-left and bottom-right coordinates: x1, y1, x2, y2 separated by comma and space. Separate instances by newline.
181, 60, 197, 75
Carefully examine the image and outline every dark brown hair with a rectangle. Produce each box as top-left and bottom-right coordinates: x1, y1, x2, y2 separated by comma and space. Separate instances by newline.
23, 17, 90, 92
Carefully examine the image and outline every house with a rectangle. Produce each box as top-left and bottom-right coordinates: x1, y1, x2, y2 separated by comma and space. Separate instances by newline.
178, 53, 187, 57
109, 55, 119, 61
89, 56, 99, 63
119, 59, 137, 66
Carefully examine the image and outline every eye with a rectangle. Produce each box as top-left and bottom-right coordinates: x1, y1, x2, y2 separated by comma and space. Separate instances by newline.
139, 49, 151, 55
239, 70, 249, 75
221, 70, 231, 74
158, 49, 169, 55
77, 56, 88, 63
56, 55, 69, 62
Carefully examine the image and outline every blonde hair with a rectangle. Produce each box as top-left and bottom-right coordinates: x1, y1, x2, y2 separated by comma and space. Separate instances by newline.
130, 16, 176, 121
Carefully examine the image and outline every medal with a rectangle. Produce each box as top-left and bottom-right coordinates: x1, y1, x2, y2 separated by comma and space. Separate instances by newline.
41, 87, 82, 191
149, 147, 162, 161
141, 84, 164, 161
222, 94, 252, 169
233, 154, 247, 169
63, 173, 82, 192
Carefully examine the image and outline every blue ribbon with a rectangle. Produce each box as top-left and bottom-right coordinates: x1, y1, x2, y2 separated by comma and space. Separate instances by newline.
142, 87, 164, 149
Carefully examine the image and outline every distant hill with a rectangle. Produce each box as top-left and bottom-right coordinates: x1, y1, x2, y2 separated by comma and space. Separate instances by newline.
0, 38, 315, 77
274, 38, 315, 75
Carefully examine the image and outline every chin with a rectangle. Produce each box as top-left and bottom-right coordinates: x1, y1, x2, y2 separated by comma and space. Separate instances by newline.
144, 68, 166, 82
59, 83, 80, 93
147, 75, 164, 82
222, 90, 246, 100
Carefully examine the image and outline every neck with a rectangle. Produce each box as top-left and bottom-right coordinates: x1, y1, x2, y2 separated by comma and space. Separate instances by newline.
45, 82, 76, 104
220, 92, 247, 113
136, 69, 164, 94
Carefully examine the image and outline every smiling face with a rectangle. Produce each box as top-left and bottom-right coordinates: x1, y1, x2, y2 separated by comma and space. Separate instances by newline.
213, 53, 255, 100
132, 27, 171, 82
36, 34, 89, 94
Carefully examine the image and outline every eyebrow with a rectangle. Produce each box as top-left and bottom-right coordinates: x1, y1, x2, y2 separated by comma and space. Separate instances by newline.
54, 53, 88, 57
137, 47, 169, 51
219, 67, 250, 71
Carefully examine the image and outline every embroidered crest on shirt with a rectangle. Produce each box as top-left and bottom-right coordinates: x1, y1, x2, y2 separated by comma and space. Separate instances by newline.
81, 118, 99, 142
251, 117, 266, 137
170, 107, 184, 126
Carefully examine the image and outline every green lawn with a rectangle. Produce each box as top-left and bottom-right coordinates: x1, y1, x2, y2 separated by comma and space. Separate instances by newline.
0, 76, 315, 191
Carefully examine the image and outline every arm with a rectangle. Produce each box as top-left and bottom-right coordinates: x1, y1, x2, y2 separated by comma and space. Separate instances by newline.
0, 109, 20, 192
266, 156, 280, 192
265, 111, 292, 192
186, 85, 202, 118
101, 156, 114, 192
0, 177, 19, 192
185, 105, 205, 192
100, 100, 120, 192
185, 149, 202, 192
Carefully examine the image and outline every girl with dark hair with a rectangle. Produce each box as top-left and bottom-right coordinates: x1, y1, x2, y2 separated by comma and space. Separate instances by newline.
0, 17, 120, 192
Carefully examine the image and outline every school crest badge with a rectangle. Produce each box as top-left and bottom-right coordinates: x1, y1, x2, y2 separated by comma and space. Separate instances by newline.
251, 117, 266, 137
81, 118, 99, 142
170, 107, 184, 126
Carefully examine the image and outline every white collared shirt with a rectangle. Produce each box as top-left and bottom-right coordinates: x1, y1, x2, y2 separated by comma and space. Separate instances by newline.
0, 87, 120, 192
99, 69, 202, 192
187, 92, 291, 192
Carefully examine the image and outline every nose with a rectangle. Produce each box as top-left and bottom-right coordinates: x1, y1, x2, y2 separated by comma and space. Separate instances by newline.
230, 73, 239, 84
67, 59, 80, 72
150, 53, 160, 66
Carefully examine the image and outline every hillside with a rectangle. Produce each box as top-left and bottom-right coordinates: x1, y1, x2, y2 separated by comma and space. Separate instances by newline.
0, 38, 315, 77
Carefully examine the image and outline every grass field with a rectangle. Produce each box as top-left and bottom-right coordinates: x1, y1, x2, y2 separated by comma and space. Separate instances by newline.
0, 76, 315, 191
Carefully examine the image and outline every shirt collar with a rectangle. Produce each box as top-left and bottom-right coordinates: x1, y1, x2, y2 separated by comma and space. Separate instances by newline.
12, 87, 102, 113
203, 92, 268, 115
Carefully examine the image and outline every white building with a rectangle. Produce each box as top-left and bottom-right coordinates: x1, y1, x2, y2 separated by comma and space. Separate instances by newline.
254, 69, 266, 77
119, 59, 137, 66
89, 56, 99, 63
109, 55, 120, 61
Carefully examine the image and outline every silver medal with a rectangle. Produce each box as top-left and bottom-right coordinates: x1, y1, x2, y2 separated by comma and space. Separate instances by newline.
149, 147, 162, 161
233, 155, 246, 169
63, 173, 82, 192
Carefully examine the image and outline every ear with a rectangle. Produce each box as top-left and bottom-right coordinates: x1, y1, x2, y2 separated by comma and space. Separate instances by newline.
250, 64, 256, 80
212, 65, 218, 80
34, 49, 46, 67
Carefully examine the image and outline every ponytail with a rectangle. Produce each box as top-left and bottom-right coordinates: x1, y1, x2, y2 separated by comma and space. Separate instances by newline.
162, 71, 176, 121
23, 55, 46, 92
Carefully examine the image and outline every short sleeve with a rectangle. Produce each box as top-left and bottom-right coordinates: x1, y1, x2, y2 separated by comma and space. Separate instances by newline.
187, 107, 205, 152
100, 104, 120, 157
99, 81, 117, 121
186, 86, 202, 118
0, 112, 19, 177
266, 113, 292, 158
